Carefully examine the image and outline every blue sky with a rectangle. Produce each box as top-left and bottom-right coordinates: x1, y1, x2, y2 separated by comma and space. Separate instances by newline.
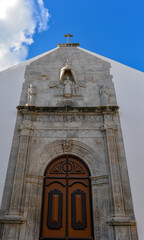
0, 0, 144, 71
27, 0, 144, 72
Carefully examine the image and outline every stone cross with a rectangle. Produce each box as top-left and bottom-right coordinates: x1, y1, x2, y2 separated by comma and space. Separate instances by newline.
64, 34, 73, 43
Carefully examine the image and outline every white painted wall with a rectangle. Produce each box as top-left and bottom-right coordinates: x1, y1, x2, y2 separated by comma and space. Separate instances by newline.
0, 64, 27, 206
110, 63, 144, 240
0, 48, 57, 207
0, 49, 144, 239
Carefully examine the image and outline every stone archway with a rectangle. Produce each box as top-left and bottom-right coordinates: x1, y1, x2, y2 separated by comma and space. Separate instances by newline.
24, 140, 107, 240
28, 140, 103, 177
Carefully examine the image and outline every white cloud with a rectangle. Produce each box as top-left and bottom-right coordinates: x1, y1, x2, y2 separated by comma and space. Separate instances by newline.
0, 0, 50, 71
36, 0, 49, 32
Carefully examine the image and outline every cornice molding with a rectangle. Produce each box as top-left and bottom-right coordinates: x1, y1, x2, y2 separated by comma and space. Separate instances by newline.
17, 105, 119, 114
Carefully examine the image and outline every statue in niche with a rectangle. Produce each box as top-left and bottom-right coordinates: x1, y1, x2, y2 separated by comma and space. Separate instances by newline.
64, 76, 72, 98
100, 85, 110, 106
26, 84, 36, 106
60, 60, 77, 98
49, 60, 85, 98
60, 60, 76, 84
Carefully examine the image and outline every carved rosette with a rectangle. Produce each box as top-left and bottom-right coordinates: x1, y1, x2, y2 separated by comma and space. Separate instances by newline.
62, 140, 73, 152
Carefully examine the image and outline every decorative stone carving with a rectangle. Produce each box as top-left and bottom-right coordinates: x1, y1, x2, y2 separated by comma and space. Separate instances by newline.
97, 139, 102, 145
101, 122, 117, 131
107, 216, 136, 226
117, 229, 129, 240
26, 84, 36, 106
25, 184, 41, 240
9, 135, 29, 214
102, 116, 125, 217
0, 215, 24, 224
28, 140, 102, 176
100, 85, 110, 106
49, 81, 59, 89
62, 140, 73, 152
2, 225, 17, 239
19, 121, 34, 136
8, 121, 34, 216
91, 175, 109, 185
63, 76, 72, 98
39, 75, 50, 81
56, 99, 79, 107
60, 60, 76, 84
86, 75, 96, 83
93, 185, 108, 239
49, 60, 85, 98
36, 114, 102, 123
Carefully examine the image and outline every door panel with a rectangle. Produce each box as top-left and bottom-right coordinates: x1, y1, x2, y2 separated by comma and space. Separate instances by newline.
41, 179, 66, 238
47, 189, 63, 229
71, 189, 87, 230
40, 155, 94, 240
68, 180, 91, 238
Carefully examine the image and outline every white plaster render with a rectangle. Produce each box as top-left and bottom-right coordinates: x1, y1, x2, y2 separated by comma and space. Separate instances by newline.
0, 47, 58, 206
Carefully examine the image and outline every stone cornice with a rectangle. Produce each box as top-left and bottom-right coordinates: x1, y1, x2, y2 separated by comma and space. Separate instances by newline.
17, 105, 119, 114
91, 175, 109, 185
107, 216, 136, 226
0, 215, 25, 224
57, 43, 79, 47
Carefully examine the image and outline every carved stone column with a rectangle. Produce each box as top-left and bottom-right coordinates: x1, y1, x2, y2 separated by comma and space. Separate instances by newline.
1, 120, 34, 240
102, 113, 134, 239
9, 120, 34, 215
102, 118, 125, 216
91, 176, 110, 240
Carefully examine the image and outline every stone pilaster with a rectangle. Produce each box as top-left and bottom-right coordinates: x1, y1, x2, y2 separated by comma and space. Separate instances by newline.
91, 175, 110, 240
102, 113, 134, 239
9, 121, 34, 215
101, 117, 125, 216
1, 121, 33, 240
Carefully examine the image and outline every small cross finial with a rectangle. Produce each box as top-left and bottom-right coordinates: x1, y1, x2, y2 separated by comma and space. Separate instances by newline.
64, 34, 73, 44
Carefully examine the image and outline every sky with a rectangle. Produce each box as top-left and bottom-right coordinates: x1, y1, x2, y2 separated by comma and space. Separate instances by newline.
0, 0, 144, 72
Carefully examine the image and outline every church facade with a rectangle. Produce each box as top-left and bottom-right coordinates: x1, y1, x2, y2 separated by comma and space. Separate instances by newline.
0, 43, 139, 239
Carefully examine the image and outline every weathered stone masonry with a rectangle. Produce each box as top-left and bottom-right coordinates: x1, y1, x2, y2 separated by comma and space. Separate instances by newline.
0, 45, 138, 240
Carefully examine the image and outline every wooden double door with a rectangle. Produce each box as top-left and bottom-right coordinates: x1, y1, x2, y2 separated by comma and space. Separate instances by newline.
40, 155, 94, 240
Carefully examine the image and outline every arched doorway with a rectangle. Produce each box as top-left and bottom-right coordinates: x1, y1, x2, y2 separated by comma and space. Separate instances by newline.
40, 155, 94, 240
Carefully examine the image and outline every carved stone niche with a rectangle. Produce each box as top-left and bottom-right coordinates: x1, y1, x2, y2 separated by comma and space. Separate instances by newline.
60, 60, 76, 84
50, 60, 82, 98
60, 60, 78, 98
